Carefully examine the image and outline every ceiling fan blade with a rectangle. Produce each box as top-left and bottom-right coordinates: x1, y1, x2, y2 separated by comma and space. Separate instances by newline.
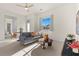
25, 3, 33, 8
16, 4, 26, 8
16, 3, 33, 9
29, 4, 33, 7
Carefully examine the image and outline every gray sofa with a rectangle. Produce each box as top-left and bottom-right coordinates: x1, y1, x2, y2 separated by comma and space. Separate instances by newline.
19, 32, 42, 45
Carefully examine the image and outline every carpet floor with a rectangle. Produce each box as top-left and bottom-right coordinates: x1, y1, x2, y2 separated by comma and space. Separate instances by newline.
0, 40, 27, 56
0, 40, 64, 56
31, 40, 64, 56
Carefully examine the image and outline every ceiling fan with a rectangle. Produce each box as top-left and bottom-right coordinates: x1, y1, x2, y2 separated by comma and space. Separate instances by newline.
16, 3, 33, 10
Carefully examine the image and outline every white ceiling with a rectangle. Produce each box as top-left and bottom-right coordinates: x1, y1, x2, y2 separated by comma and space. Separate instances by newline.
0, 3, 61, 15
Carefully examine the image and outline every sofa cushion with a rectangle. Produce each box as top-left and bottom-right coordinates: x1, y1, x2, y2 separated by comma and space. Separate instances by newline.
19, 32, 42, 45
21, 32, 32, 37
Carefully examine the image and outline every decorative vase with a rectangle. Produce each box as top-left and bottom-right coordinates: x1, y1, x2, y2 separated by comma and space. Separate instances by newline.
66, 37, 72, 40
72, 48, 79, 53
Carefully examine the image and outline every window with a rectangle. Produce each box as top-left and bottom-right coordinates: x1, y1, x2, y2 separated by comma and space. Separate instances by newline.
76, 10, 79, 35
7, 23, 11, 34
26, 20, 30, 32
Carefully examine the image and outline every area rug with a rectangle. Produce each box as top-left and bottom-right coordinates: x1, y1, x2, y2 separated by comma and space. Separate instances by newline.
31, 40, 64, 56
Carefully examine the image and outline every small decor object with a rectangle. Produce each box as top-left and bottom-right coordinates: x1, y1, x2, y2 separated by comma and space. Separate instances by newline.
31, 32, 36, 36
41, 34, 49, 49
66, 34, 75, 40
68, 41, 79, 53
12, 32, 17, 38
43, 34, 48, 42
42, 42, 48, 49
48, 39, 53, 46
42, 42, 46, 49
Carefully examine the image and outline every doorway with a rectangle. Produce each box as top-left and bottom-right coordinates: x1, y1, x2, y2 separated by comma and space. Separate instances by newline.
26, 20, 31, 32
4, 16, 17, 39
5, 18, 12, 39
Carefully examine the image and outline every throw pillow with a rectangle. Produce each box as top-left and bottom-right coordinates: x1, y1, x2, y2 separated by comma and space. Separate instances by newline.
31, 32, 36, 36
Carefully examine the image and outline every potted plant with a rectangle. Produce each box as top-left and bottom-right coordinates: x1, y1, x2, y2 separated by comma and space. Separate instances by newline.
67, 34, 75, 41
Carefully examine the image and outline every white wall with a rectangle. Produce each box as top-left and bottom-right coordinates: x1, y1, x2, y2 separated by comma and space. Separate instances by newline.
0, 12, 5, 40
0, 3, 78, 41
0, 9, 26, 40
17, 4, 78, 42
52, 4, 77, 41
37, 4, 77, 41
25, 14, 39, 32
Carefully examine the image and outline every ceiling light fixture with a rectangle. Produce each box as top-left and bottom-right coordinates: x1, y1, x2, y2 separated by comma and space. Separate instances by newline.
25, 7, 28, 10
